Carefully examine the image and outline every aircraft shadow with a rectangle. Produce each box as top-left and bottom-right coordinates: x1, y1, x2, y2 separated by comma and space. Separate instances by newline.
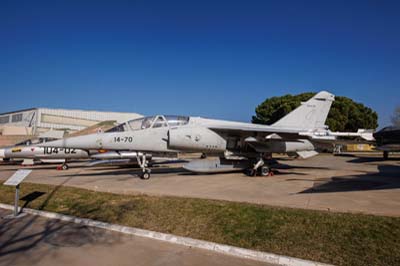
56, 166, 190, 179
47, 158, 330, 179
299, 164, 400, 194
0, 165, 86, 172
79, 165, 140, 171
347, 157, 400, 164
0, 212, 120, 265
273, 164, 330, 170
0, 174, 122, 264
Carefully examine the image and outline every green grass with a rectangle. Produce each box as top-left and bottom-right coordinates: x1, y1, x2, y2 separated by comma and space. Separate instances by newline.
1, 182, 399, 266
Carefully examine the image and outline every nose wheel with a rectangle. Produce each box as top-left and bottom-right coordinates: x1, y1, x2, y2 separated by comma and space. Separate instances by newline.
141, 169, 151, 180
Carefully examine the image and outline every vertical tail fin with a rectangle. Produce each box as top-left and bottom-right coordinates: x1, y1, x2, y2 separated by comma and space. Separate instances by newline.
272, 91, 335, 130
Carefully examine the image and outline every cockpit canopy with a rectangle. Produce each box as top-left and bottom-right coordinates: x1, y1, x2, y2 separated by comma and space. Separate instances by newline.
15, 137, 59, 146
106, 115, 189, 132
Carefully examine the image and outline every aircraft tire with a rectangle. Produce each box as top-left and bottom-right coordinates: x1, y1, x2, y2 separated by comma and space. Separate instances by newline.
62, 164, 69, 170
260, 166, 270, 176
141, 170, 151, 180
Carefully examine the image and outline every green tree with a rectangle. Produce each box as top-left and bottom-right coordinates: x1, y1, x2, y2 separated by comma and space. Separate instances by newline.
252, 92, 378, 131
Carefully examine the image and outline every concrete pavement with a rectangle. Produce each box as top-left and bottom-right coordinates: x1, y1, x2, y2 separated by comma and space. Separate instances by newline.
0, 209, 273, 266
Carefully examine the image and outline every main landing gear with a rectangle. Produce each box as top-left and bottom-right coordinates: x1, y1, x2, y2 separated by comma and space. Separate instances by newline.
383, 151, 389, 160
245, 156, 274, 177
136, 153, 151, 180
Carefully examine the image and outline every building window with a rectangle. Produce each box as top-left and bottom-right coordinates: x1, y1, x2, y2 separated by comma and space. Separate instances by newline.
11, 114, 23, 122
0, 116, 9, 124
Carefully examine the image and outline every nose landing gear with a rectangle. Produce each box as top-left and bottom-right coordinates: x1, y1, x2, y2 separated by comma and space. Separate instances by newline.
136, 153, 151, 180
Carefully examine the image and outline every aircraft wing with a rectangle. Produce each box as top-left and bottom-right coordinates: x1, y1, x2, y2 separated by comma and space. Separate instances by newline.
208, 124, 300, 133
207, 124, 303, 139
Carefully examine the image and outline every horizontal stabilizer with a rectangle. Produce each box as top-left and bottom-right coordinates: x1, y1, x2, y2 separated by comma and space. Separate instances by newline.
356, 129, 375, 141
299, 128, 375, 142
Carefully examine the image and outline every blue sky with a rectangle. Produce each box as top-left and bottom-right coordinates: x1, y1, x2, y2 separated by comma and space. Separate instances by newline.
1, 0, 399, 128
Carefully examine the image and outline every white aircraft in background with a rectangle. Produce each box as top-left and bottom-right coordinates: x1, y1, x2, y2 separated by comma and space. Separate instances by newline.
0, 137, 176, 170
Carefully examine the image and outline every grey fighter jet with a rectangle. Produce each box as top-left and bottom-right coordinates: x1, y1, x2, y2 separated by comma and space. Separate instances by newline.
41, 91, 338, 179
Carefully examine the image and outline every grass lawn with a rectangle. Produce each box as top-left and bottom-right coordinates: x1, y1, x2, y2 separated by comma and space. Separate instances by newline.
0, 182, 399, 266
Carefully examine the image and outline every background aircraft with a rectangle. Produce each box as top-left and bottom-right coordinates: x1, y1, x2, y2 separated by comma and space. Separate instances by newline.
0, 138, 89, 169
373, 126, 400, 159
0, 137, 174, 170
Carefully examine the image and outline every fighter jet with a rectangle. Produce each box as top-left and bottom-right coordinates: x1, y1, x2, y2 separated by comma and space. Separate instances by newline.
0, 137, 97, 169
0, 138, 79, 167
0, 133, 176, 169
41, 91, 340, 179
373, 126, 400, 159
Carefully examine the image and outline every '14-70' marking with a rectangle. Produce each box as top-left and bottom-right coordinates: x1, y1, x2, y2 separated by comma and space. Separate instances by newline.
114, 136, 133, 143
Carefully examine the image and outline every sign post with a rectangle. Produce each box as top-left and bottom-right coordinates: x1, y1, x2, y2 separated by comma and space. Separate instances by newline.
14, 184, 20, 216
3, 169, 32, 217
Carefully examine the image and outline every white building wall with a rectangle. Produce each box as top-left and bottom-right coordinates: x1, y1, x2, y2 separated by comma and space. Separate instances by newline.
36, 108, 142, 132
0, 109, 38, 128
0, 108, 142, 135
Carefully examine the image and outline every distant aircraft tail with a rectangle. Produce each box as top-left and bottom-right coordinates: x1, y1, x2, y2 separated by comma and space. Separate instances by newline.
272, 91, 335, 131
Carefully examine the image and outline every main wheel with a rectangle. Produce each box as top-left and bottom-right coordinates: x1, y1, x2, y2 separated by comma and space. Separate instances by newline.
62, 164, 69, 170
260, 166, 270, 176
141, 170, 151, 180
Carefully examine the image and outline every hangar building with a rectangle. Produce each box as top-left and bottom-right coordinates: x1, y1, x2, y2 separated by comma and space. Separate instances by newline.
0, 108, 142, 147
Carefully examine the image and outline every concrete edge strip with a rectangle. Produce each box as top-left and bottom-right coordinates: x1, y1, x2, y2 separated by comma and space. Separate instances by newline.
0, 203, 332, 266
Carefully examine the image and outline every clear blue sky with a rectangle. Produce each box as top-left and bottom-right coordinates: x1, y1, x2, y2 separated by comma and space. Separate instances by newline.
1, 0, 399, 128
